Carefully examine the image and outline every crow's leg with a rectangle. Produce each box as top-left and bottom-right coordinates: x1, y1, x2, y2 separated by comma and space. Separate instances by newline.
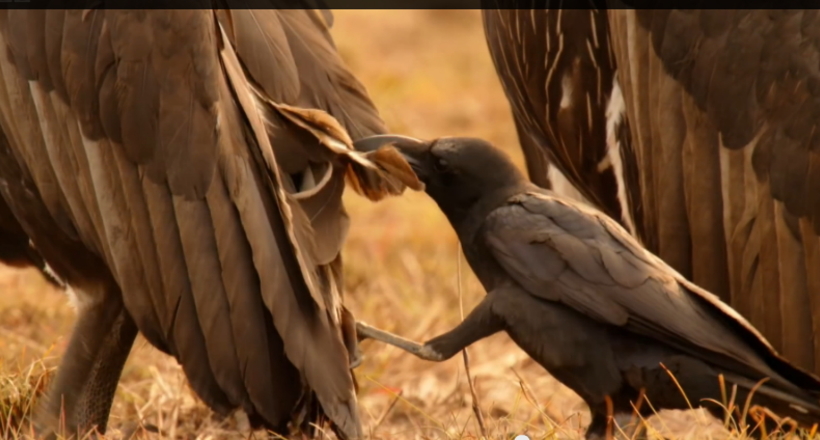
355, 322, 444, 360
610, 412, 647, 440
34, 280, 137, 439
356, 294, 504, 361
585, 409, 648, 440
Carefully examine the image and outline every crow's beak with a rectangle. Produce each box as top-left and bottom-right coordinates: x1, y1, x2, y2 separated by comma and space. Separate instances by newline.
353, 134, 430, 179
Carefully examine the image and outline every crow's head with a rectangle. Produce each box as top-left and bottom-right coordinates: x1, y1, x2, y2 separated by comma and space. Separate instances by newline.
354, 135, 528, 225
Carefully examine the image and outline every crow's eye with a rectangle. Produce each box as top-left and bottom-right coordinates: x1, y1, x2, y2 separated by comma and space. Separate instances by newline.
433, 158, 449, 173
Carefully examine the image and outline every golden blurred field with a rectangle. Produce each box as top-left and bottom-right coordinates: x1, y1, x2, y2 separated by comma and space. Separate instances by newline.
0, 10, 771, 440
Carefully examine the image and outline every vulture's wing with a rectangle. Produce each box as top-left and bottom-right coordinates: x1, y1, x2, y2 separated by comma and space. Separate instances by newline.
0, 9, 418, 438
606, 10, 820, 373
481, 5, 642, 236
483, 191, 820, 404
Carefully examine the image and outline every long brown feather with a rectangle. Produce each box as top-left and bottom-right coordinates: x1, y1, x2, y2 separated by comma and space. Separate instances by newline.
0, 7, 420, 438
217, 22, 360, 436
607, 10, 820, 374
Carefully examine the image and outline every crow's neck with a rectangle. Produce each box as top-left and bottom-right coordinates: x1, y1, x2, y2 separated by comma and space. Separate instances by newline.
445, 181, 534, 246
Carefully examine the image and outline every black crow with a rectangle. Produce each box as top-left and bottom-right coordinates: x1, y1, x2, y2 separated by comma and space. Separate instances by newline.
354, 134, 820, 439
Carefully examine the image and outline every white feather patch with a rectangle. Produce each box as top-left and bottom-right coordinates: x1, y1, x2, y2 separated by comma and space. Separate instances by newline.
559, 71, 573, 110
547, 164, 589, 206
604, 75, 636, 236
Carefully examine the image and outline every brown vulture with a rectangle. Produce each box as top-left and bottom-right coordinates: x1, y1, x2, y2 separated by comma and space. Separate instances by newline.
482, 6, 820, 376
0, 7, 420, 439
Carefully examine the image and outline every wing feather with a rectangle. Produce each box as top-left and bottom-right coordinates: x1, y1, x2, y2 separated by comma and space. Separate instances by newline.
217, 23, 360, 435
485, 192, 820, 397
608, 9, 820, 372
220, 9, 300, 104
481, 6, 640, 234
0, 7, 417, 438
141, 174, 232, 412
173, 195, 249, 408
206, 125, 301, 424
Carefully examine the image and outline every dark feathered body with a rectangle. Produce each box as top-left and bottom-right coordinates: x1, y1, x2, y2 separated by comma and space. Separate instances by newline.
465, 189, 820, 433
354, 135, 820, 438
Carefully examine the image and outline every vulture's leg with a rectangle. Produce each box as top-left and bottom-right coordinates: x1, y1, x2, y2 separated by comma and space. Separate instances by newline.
34, 281, 136, 438
75, 305, 138, 434
356, 294, 504, 362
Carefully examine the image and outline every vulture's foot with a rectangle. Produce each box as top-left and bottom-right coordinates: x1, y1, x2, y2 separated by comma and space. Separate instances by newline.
34, 283, 138, 439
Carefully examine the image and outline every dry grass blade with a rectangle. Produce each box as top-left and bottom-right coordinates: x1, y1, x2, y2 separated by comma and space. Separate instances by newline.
739, 378, 770, 438
457, 245, 488, 439
660, 363, 695, 410
363, 376, 445, 431
0, 359, 52, 438
510, 367, 564, 431
373, 390, 403, 431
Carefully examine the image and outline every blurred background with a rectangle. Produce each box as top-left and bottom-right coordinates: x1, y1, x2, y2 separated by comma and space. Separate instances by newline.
0, 10, 734, 440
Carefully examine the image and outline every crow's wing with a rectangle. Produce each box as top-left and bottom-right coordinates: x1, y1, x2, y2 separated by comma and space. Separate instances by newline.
484, 191, 820, 398
0, 9, 418, 437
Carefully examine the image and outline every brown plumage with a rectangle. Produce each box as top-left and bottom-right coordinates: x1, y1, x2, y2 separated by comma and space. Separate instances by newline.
0, 8, 420, 439
483, 7, 820, 376
481, 4, 643, 237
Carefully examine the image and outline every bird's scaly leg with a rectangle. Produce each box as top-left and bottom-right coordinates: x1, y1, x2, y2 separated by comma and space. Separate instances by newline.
356, 321, 445, 361
357, 295, 504, 362
74, 305, 138, 435
34, 280, 137, 439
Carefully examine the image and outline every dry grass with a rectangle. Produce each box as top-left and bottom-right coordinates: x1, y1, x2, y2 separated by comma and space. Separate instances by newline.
0, 10, 806, 440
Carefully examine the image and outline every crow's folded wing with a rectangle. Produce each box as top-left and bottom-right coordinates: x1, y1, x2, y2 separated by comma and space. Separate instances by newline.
484, 191, 820, 398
